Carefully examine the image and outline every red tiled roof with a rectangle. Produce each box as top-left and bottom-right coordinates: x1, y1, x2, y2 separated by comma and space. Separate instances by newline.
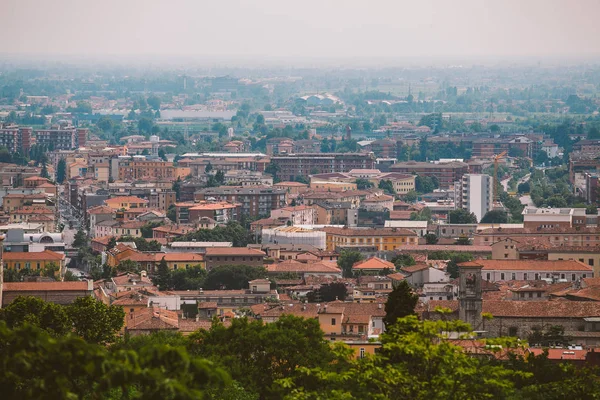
460, 260, 592, 272
205, 247, 265, 256
352, 257, 395, 270
3, 281, 88, 291
320, 227, 417, 237
2, 250, 64, 261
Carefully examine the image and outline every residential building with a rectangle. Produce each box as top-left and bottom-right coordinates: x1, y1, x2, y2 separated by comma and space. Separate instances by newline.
474, 227, 600, 247
0, 123, 33, 153
2, 250, 66, 275
174, 201, 241, 224
35, 123, 87, 150
104, 196, 149, 211
522, 207, 588, 230
195, 186, 287, 218
321, 227, 419, 251
117, 158, 179, 181
203, 247, 265, 270
2, 281, 92, 306
312, 201, 357, 226
273, 181, 309, 195
462, 259, 593, 283
384, 220, 428, 237
351, 257, 395, 274
390, 161, 468, 189
456, 174, 493, 222
270, 205, 315, 225
271, 153, 376, 180
261, 226, 327, 250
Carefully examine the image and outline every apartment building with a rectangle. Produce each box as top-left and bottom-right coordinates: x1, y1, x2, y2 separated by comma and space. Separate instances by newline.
195, 186, 287, 218
456, 174, 493, 222
522, 207, 589, 230
461, 259, 593, 283
118, 158, 177, 181
321, 227, 418, 251
0, 124, 33, 153
35, 123, 87, 150
271, 153, 376, 180
203, 247, 266, 270
174, 201, 240, 224
270, 205, 315, 225
389, 161, 468, 189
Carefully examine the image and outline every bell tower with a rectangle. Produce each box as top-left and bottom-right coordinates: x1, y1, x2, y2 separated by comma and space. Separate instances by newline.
458, 261, 483, 331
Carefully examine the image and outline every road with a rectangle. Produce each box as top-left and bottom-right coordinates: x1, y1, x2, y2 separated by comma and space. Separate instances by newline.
501, 173, 533, 207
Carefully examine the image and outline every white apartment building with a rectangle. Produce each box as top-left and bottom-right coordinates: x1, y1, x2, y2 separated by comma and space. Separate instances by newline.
457, 174, 493, 222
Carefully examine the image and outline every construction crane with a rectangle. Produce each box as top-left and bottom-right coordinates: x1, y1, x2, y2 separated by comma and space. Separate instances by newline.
493, 151, 508, 202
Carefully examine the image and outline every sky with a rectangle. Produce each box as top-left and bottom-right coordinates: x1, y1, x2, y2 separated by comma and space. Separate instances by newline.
2, 0, 599, 64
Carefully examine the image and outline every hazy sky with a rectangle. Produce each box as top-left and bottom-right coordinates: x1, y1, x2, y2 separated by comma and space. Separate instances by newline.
2, 0, 599, 62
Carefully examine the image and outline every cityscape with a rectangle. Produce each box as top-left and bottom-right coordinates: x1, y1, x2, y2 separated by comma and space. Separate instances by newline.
2, 0, 600, 398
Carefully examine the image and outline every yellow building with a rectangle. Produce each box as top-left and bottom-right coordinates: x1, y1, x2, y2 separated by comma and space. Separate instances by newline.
310, 180, 357, 192
94, 163, 110, 182
104, 196, 149, 211
68, 158, 88, 179
2, 250, 65, 276
321, 227, 418, 251
370, 173, 415, 194
127, 252, 206, 273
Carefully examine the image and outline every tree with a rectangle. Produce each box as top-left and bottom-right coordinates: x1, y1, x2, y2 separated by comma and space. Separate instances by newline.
203, 265, 268, 290
189, 315, 334, 399
167, 204, 177, 222
391, 253, 416, 269
72, 228, 88, 248
56, 158, 67, 184
106, 236, 117, 251
40, 161, 49, 179
147, 95, 161, 110
138, 117, 154, 133
355, 178, 374, 190
307, 282, 348, 302
445, 252, 474, 278
383, 280, 418, 327
0, 296, 71, 336
141, 221, 163, 238
455, 235, 471, 245
41, 262, 60, 279
424, 233, 438, 244
415, 175, 438, 193
378, 179, 395, 195
116, 259, 140, 273
171, 265, 207, 290
96, 116, 114, 132
337, 250, 364, 278
518, 181, 531, 194
481, 209, 508, 224
205, 162, 214, 173
154, 257, 173, 291
403, 190, 418, 202
265, 161, 280, 182
172, 176, 182, 201
67, 296, 125, 345
448, 208, 478, 224
0, 322, 229, 399
215, 169, 225, 184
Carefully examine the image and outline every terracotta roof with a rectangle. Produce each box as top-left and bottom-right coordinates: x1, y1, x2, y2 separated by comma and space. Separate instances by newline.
528, 348, 588, 361
267, 260, 341, 274
274, 181, 309, 187
387, 272, 407, 281
198, 302, 218, 309
87, 205, 114, 215
14, 206, 54, 214
401, 263, 431, 273
128, 252, 204, 263
105, 196, 149, 204
460, 260, 592, 272
352, 257, 395, 270
3, 281, 88, 291
204, 247, 265, 256
127, 307, 179, 331
2, 250, 64, 261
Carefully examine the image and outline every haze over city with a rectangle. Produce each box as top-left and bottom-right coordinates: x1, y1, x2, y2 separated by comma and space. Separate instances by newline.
2, 0, 600, 66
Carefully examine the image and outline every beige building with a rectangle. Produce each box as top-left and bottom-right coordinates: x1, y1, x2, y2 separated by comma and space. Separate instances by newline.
321, 227, 418, 251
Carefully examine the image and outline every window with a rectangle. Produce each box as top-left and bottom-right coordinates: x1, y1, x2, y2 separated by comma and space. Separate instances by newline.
561, 274, 565, 280
331, 318, 336, 326
359, 348, 365, 359
486, 273, 491, 280
501, 273, 505, 280
535, 273, 539, 280
504, 254, 508, 258
572, 274, 576, 281
508, 327, 518, 336
524, 273, 528, 280
537, 292, 541, 298
584, 274, 588, 278
528, 292, 533, 298
511, 273, 516, 280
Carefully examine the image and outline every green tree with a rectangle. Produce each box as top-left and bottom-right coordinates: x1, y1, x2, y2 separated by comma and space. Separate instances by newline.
378, 179, 395, 194
391, 253, 416, 269
446, 252, 474, 278
355, 178, 374, 190
215, 169, 225, 184
116, 259, 140, 273
41, 262, 60, 279
96, 116, 114, 132
40, 161, 49, 179
203, 265, 268, 290
154, 257, 173, 291
56, 158, 67, 184
0, 296, 71, 336
265, 161, 280, 182
403, 190, 418, 202
138, 117, 154, 133
337, 250, 364, 278
172, 176, 182, 201
141, 221, 163, 238
455, 235, 471, 245
189, 316, 334, 399
171, 265, 207, 290
106, 236, 117, 250
205, 162, 214, 173
383, 280, 418, 327
424, 233, 438, 244
72, 228, 88, 248
67, 296, 125, 345
147, 95, 161, 110
448, 208, 478, 224
481, 209, 508, 223
307, 282, 348, 302
167, 204, 177, 222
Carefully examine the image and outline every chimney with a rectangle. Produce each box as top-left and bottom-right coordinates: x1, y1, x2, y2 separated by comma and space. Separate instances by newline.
378, 303, 382, 309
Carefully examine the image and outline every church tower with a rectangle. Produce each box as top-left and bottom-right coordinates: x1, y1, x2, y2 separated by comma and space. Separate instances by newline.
458, 261, 484, 331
